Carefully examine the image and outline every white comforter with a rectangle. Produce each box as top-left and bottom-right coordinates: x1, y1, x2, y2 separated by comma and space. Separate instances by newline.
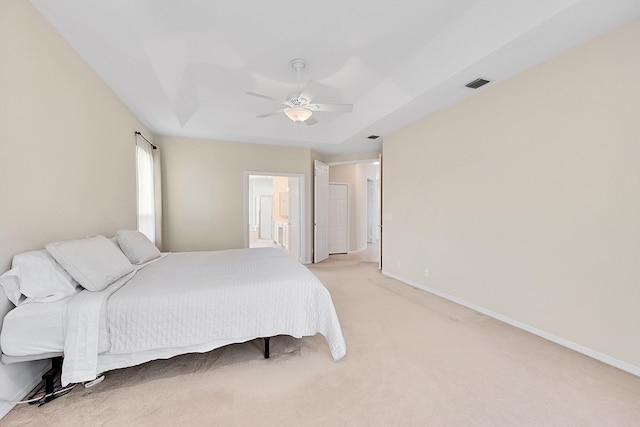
61, 248, 346, 385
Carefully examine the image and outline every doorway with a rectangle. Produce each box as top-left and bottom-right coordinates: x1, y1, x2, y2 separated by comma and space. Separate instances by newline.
245, 173, 304, 263
319, 160, 380, 263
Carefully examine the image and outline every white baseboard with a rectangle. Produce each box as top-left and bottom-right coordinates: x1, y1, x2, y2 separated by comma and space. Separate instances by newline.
0, 363, 50, 419
381, 270, 640, 378
0, 403, 12, 421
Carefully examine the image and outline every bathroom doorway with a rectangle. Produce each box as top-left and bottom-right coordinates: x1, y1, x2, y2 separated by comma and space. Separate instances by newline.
245, 172, 304, 263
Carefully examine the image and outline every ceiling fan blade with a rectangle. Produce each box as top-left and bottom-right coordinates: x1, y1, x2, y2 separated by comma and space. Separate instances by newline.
309, 103, 353, 113
256, 109, 284, 118
245, 92, 289, 106
297, 80, 322, 103
305, 116, 318, 126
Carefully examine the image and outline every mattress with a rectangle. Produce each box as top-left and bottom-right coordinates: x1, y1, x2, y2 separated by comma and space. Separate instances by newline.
0, 294, 73, 356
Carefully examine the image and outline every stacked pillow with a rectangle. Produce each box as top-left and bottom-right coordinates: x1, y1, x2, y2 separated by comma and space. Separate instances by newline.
0, 231, 161, 306
115, 230, 161, 265
0, 250, 79, 306
45, 235, 135, 292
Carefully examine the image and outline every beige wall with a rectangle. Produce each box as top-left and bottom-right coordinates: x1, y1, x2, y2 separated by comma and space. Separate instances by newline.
158, 136, 316, 262
0, 0, 147, 414
324, 151, 380, 164
383, 19, 640, 371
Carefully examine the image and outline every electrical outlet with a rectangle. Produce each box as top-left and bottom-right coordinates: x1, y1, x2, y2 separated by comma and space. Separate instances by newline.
424, 269, 429, 277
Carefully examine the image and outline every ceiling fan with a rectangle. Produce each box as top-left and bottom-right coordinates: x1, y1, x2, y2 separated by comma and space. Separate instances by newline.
246, 59, 353, 125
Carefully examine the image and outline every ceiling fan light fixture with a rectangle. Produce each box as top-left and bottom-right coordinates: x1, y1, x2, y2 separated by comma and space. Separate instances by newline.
284, 107, 312, 122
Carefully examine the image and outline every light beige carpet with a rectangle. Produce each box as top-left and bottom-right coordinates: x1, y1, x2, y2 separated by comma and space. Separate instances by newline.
3, 254, 640, 426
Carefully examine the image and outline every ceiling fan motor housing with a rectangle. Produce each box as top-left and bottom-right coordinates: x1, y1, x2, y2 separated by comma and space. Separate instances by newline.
290, 58, 307, 71
288, 97, 310, 107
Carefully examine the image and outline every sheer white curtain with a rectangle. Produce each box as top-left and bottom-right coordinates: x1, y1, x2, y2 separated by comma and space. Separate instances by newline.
136, 139, 157, 244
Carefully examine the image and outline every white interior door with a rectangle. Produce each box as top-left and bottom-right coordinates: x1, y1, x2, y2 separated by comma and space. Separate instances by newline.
314, 160, 330, 263
367, 179, 374, 243
259, 195, 273, 240
287, 177, 300, 262
329, 183, 348, 254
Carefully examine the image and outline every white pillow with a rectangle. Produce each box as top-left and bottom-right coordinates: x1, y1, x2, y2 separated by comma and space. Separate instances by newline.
116, 230, 161, 264
0, 250, 79, 306
0, 271, 25, 306
46, 235, 134, 292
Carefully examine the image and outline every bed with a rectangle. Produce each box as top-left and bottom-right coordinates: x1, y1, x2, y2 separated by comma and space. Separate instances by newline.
0, 232, 346, 388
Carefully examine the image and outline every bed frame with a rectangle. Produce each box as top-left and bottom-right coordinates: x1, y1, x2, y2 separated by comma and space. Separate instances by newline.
1, 337, 272, 405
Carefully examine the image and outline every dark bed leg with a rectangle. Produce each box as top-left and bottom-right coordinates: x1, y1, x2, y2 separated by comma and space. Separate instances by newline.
29, 356, 63, 405
43, 356, 63, 403
264, 337, 271, 359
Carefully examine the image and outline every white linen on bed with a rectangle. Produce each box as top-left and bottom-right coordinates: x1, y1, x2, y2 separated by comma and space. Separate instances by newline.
61, 255, 166, 385
61, 248, 346, 385
61, 272, 131, 383
0, 292, 76, 356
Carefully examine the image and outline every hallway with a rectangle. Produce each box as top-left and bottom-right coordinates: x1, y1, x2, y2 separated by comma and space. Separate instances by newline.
329, 242, 379, 264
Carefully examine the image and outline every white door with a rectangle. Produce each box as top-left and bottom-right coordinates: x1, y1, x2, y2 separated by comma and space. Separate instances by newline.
287, 177, 300, 262
329, 183, 348, 254
314, 160, 330, 263
367, 179, 374, 243
259, 195, 273, 240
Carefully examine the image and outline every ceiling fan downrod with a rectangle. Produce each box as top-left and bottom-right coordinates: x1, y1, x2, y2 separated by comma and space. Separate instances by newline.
290, 58, 306, 94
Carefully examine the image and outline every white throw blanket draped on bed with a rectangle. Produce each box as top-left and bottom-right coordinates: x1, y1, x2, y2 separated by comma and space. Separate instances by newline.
62, 248, 346, 385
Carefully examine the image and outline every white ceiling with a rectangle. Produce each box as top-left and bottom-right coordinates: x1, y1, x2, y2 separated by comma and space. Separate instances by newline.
31, 0, 640, 156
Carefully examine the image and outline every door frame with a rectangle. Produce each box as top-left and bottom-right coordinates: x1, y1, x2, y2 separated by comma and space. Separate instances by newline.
314, 160, 330, 263
243, 171, 306, 263
366, 178, 374, 243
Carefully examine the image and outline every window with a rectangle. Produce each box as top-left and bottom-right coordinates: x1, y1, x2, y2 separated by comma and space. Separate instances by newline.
136, 141, 156, 243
